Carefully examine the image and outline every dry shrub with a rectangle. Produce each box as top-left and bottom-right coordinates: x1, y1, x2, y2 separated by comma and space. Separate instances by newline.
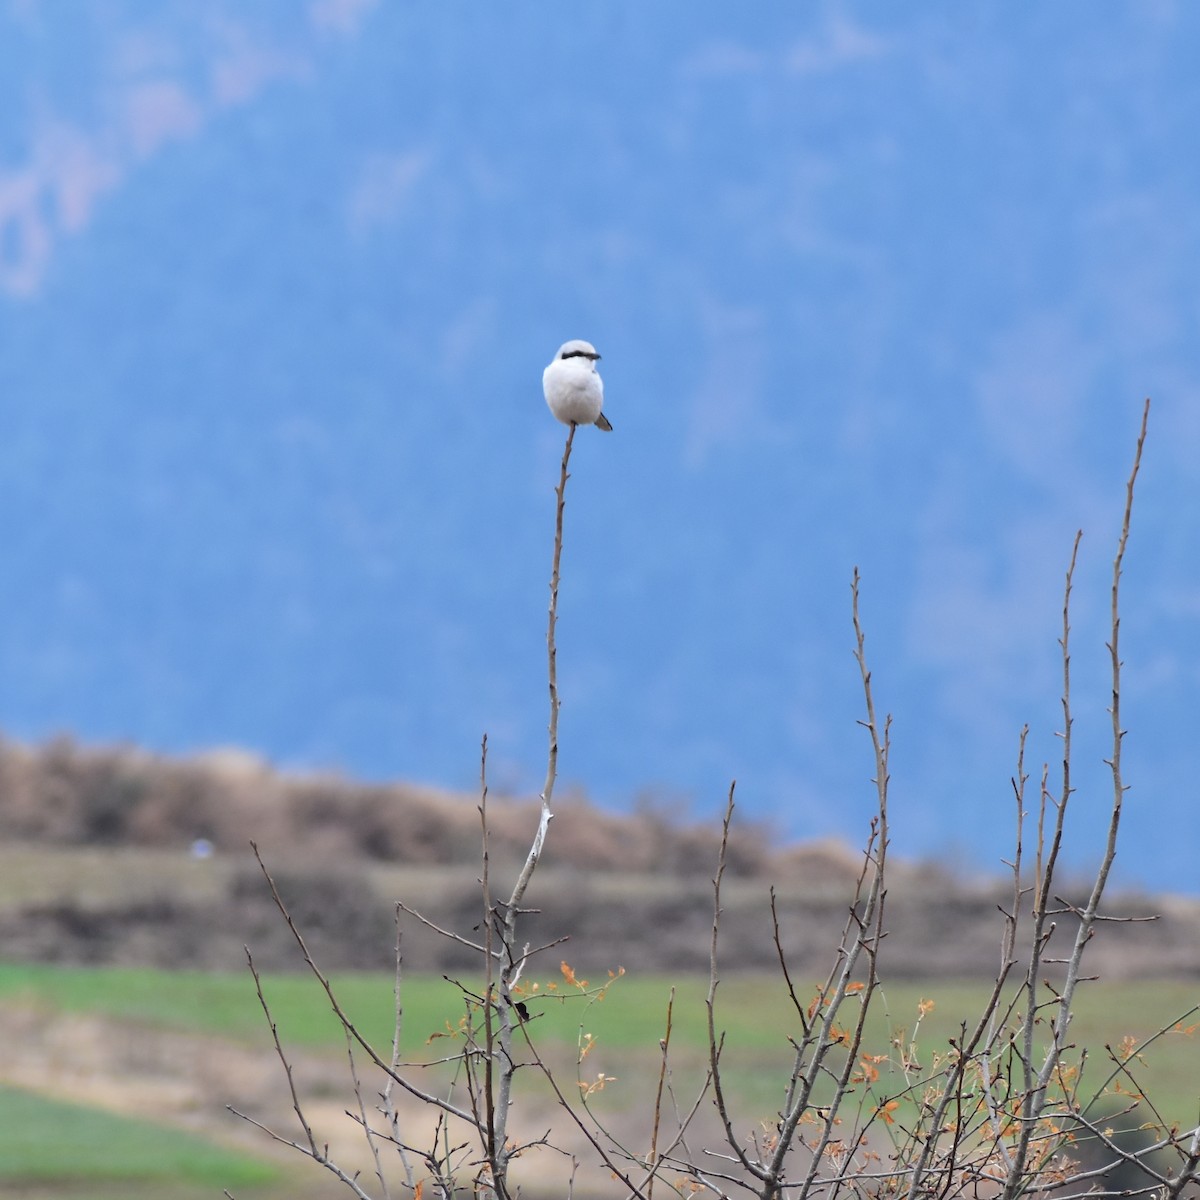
0, 735, 785, 881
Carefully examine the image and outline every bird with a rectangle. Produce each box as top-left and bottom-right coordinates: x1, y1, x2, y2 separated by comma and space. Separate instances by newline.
543, 339, 613, 432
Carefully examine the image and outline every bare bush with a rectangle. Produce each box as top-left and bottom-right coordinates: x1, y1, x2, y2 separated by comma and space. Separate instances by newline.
230, 401, 1199, 1200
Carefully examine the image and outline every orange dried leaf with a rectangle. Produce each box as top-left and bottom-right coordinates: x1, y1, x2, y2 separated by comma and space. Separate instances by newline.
854, 1058, 880, 1083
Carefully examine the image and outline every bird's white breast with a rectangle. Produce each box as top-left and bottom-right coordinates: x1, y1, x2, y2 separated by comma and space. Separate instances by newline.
544, 358, 603, 425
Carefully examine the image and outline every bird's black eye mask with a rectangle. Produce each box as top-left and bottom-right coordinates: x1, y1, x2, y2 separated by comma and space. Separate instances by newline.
561, 350, 598, 361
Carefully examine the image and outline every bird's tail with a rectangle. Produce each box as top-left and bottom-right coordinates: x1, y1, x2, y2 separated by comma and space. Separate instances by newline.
595, 412, 614, 432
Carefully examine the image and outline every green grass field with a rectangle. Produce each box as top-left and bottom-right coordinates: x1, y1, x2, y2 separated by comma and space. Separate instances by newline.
0, 961, 1196, 1197
2, 960, 1196, 1104
0, 1083, 277, 1194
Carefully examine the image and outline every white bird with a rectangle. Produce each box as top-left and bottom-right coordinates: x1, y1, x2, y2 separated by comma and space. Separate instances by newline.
543, 339, 613, 432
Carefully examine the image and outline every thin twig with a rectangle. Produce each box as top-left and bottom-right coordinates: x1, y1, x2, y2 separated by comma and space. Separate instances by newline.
507, 422, 576, 917
647, 988, 676, 1200
487, 424, 577, 1195
250, 842, 477, 1125
230, 945, 375, 1200
479, 733, 500, 1189
381, 912, 416, 1191
706, 786, 764, 1184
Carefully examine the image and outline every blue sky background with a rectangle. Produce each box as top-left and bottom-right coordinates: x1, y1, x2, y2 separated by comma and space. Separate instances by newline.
0, 2, 1197, 890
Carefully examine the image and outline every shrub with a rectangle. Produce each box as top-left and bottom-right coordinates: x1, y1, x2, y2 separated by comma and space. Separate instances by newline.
233, 403, 1200, 1200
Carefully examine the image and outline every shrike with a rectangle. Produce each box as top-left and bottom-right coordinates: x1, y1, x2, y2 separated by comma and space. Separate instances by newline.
543, 340, 613, 432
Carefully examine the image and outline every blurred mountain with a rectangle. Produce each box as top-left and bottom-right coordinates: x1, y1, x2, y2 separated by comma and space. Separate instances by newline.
0, 3, 1197, 889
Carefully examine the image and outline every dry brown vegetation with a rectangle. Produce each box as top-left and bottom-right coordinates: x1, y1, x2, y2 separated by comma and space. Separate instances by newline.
0, 733, 778, 874
0, 734, 1197, 978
